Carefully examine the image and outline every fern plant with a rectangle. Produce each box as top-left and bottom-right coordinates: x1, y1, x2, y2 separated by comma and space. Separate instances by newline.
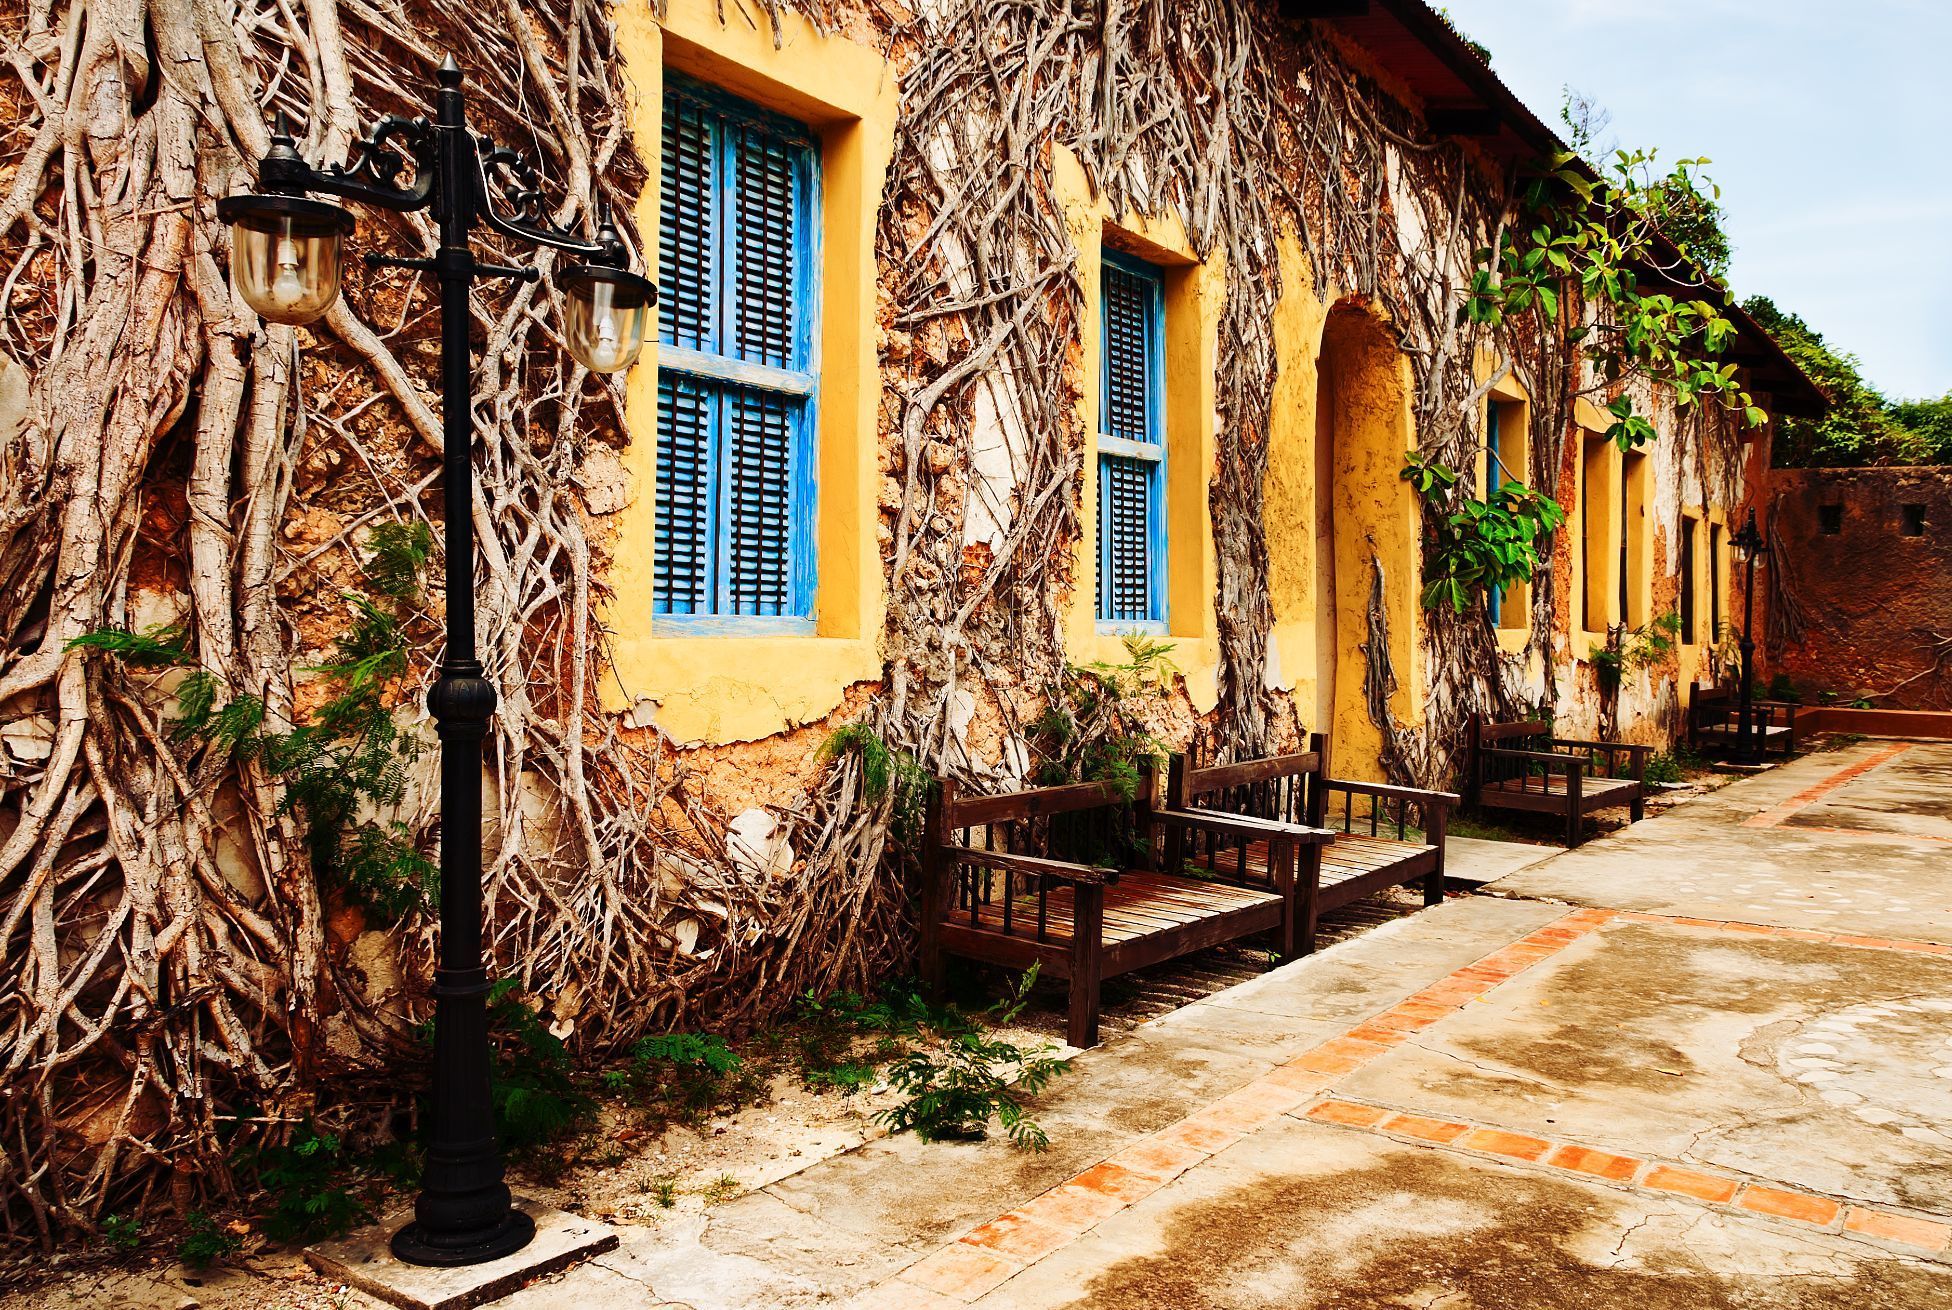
68, 522, 439, 920
876, 968, 1071, 1150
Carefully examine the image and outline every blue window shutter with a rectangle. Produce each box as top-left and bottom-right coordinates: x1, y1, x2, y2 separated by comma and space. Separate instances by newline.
1097, 252, 1166, 627
655, 374, 715, 614
654, 75, 819, 630
721, 389, 797, 614
659, 93, 717, 352
1099, 455, 1155, 623
729, 124, 803, 370
1102, 264, 1155, 445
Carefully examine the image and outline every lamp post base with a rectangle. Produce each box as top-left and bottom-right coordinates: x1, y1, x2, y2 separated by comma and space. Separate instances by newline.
389, 1209, 536, 1267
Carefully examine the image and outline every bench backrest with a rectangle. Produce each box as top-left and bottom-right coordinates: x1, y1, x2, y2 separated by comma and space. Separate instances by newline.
1168, 734, 1327, 828
1464, 715, 1554, 795
933, 774, 1153, 870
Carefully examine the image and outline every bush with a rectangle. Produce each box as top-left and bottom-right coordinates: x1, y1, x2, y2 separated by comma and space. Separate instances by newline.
176, 1211, 241, 1269
254, 1125, 369, 1243
483, 980, 593, 1155
877, 969, 1071, 1150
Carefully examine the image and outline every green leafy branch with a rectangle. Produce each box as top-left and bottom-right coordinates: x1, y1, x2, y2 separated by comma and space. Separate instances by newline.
876, 966, 1071, 1150
1466, 146, 1769, 447
1401, 452, 1565, 613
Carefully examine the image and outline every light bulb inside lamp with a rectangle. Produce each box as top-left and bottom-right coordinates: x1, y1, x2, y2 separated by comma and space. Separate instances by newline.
583, 281, 626, 373
270, 227, 311, 314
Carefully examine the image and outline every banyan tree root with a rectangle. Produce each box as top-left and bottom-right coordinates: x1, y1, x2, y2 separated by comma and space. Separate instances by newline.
0, 0, 1746, 1246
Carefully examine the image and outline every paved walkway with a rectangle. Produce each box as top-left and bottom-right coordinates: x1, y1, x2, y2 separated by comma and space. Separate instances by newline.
505, 740, 1952, 1309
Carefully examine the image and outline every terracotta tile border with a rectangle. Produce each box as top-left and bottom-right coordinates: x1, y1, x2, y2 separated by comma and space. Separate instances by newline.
885, 907, 1613, 1300
1742, 742, 1913, 829
1303, 1095, 1949, 1254
880, 902, 1952, 1301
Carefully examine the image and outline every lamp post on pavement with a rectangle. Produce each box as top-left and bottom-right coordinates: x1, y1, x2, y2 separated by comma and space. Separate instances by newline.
219, 56, 655, 1267
1729, 508, 1769, 767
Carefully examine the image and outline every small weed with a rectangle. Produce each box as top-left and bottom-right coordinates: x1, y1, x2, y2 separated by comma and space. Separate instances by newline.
1821, 732, 1868, 753
625, 1032, 763, 1117
101, 1213, 141, 1252
255, 1124, 369, 1243
651, 1175, 680, 1209
176, 1210, 242, 1269
878, 967, 1071, 1150
804, 1062, 877, 1096
695, 1174, 744, 1205
1644, 741, 1707, 785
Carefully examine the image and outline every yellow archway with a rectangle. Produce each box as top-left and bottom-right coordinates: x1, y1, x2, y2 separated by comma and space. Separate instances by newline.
1312, 304, 1423, 780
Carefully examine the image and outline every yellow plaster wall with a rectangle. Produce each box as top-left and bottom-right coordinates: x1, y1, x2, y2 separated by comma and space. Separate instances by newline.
603, 0, 897, 743
1265, 234, 1331, 727
1052, 146, 1223, 711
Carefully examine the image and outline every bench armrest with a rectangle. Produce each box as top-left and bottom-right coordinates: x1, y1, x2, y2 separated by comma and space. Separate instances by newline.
940, 845, 1113, 885
1325, 778, 1461, 809
1155, 809, 1336, 845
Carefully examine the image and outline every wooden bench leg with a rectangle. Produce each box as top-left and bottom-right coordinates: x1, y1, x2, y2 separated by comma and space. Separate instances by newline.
1424, 807, 1448, 908
1067, 884, 1104, 1049
1298, 844, 1322, 956
1630, 795, 1645, 823
1274, 838, 1303, 963
1564, 804, 1584, 848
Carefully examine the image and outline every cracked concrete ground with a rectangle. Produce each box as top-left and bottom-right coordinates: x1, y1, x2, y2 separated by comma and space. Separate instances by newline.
275, 739, 1952, 1309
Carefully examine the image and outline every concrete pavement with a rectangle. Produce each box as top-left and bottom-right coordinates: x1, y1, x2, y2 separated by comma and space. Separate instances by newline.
497, 740, 1952, 1308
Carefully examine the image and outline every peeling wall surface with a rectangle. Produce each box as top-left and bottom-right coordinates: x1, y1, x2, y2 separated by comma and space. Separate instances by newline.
1766, 468, 1952, 710
603, 0, 1777, 796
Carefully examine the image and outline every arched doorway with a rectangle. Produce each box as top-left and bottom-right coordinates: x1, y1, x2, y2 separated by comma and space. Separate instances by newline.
1313, 306, 1421, 781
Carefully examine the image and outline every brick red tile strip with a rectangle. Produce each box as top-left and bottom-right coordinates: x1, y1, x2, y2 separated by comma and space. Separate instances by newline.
1743, 742, 1913, 829
883, 907, 1614, 1301
879, 902, 1952, 1301
1301, 1095, 1950, 1255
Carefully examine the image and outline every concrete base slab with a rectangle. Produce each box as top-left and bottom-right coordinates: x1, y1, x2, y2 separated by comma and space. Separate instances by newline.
305, 1200, 617, 1310
1444, 835, 1559, 885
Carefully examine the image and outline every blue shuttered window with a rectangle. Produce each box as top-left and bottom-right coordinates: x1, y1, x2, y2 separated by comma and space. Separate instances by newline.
655, 74, 819, 631
1482, 403, 1515, 625
1097, 252, 1166, 629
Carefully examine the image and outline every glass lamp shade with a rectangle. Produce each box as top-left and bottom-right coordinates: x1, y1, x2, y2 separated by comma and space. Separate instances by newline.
218, 195, 355, 326
559, 264, 657, 374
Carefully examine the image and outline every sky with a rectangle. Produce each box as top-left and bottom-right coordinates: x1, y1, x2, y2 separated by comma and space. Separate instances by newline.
1440, 0, 1951, 402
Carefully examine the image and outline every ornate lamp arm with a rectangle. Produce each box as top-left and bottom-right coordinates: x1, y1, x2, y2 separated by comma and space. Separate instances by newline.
471, 138, 624, 264
257, 114, 439, 213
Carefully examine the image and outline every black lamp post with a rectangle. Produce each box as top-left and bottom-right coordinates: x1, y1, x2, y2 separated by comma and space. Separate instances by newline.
219, 58, 656, 1267
1730, 508, 1769, 766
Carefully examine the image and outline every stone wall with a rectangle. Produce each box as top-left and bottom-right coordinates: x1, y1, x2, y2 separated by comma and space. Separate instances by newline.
1767, 467, 1952, 709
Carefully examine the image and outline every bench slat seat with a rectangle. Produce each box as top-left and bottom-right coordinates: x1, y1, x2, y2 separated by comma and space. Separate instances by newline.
1166, 734, 1457, 958
921, 773, 1333, 1048
1466, 716, 1648, 845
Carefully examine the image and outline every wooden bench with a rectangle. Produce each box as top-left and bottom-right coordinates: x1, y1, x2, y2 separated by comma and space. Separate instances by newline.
1166, 735, 1458, 957
919, 774, 1333, 1048
1687, 682, 1799, 760
1464, 716, 1651, 848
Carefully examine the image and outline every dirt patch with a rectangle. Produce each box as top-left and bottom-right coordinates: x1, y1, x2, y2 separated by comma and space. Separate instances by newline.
1057, 1148, 1952, 1310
